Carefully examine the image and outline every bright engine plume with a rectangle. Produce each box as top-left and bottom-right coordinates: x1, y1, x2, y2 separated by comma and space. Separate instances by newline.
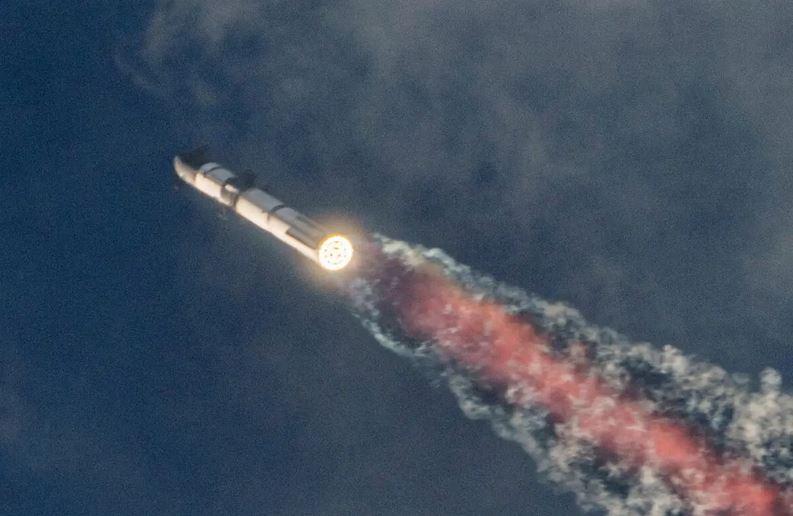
318, 235, 354, 271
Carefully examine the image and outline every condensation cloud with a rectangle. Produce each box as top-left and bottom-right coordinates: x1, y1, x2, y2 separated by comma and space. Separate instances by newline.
126, 2, 793, 512
128, 2, 793, 365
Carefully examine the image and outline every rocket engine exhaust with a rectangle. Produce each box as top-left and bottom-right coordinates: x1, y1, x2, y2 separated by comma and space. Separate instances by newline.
345, 236, 793, 515
173, 152, 791, 514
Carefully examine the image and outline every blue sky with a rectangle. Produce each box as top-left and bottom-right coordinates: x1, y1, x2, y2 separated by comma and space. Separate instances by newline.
3, 1, 793, 514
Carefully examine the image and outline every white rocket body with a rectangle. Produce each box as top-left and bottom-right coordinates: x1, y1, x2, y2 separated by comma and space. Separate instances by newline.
174, 152, 353, 270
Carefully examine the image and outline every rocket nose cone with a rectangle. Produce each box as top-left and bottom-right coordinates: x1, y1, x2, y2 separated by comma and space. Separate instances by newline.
174, 146, 210, 184
173, 155, 198, 184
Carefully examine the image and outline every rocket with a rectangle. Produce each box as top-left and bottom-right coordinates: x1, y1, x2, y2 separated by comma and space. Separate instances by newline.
173, 149, 354, 271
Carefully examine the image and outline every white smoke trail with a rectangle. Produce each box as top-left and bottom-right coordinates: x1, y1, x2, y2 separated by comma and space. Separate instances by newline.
344, 235, 793, 515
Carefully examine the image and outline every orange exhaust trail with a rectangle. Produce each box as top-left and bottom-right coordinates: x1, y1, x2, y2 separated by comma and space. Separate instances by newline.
400, 269, 787, 514
347, 237, 793, 515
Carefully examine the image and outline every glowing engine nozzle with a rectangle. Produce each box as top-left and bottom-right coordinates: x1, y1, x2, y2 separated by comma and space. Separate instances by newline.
318, 235, 354, 271
174, 150, 354, 272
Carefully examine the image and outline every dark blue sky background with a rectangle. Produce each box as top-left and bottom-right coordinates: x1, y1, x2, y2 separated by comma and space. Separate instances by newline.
3, 1, 793, 514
